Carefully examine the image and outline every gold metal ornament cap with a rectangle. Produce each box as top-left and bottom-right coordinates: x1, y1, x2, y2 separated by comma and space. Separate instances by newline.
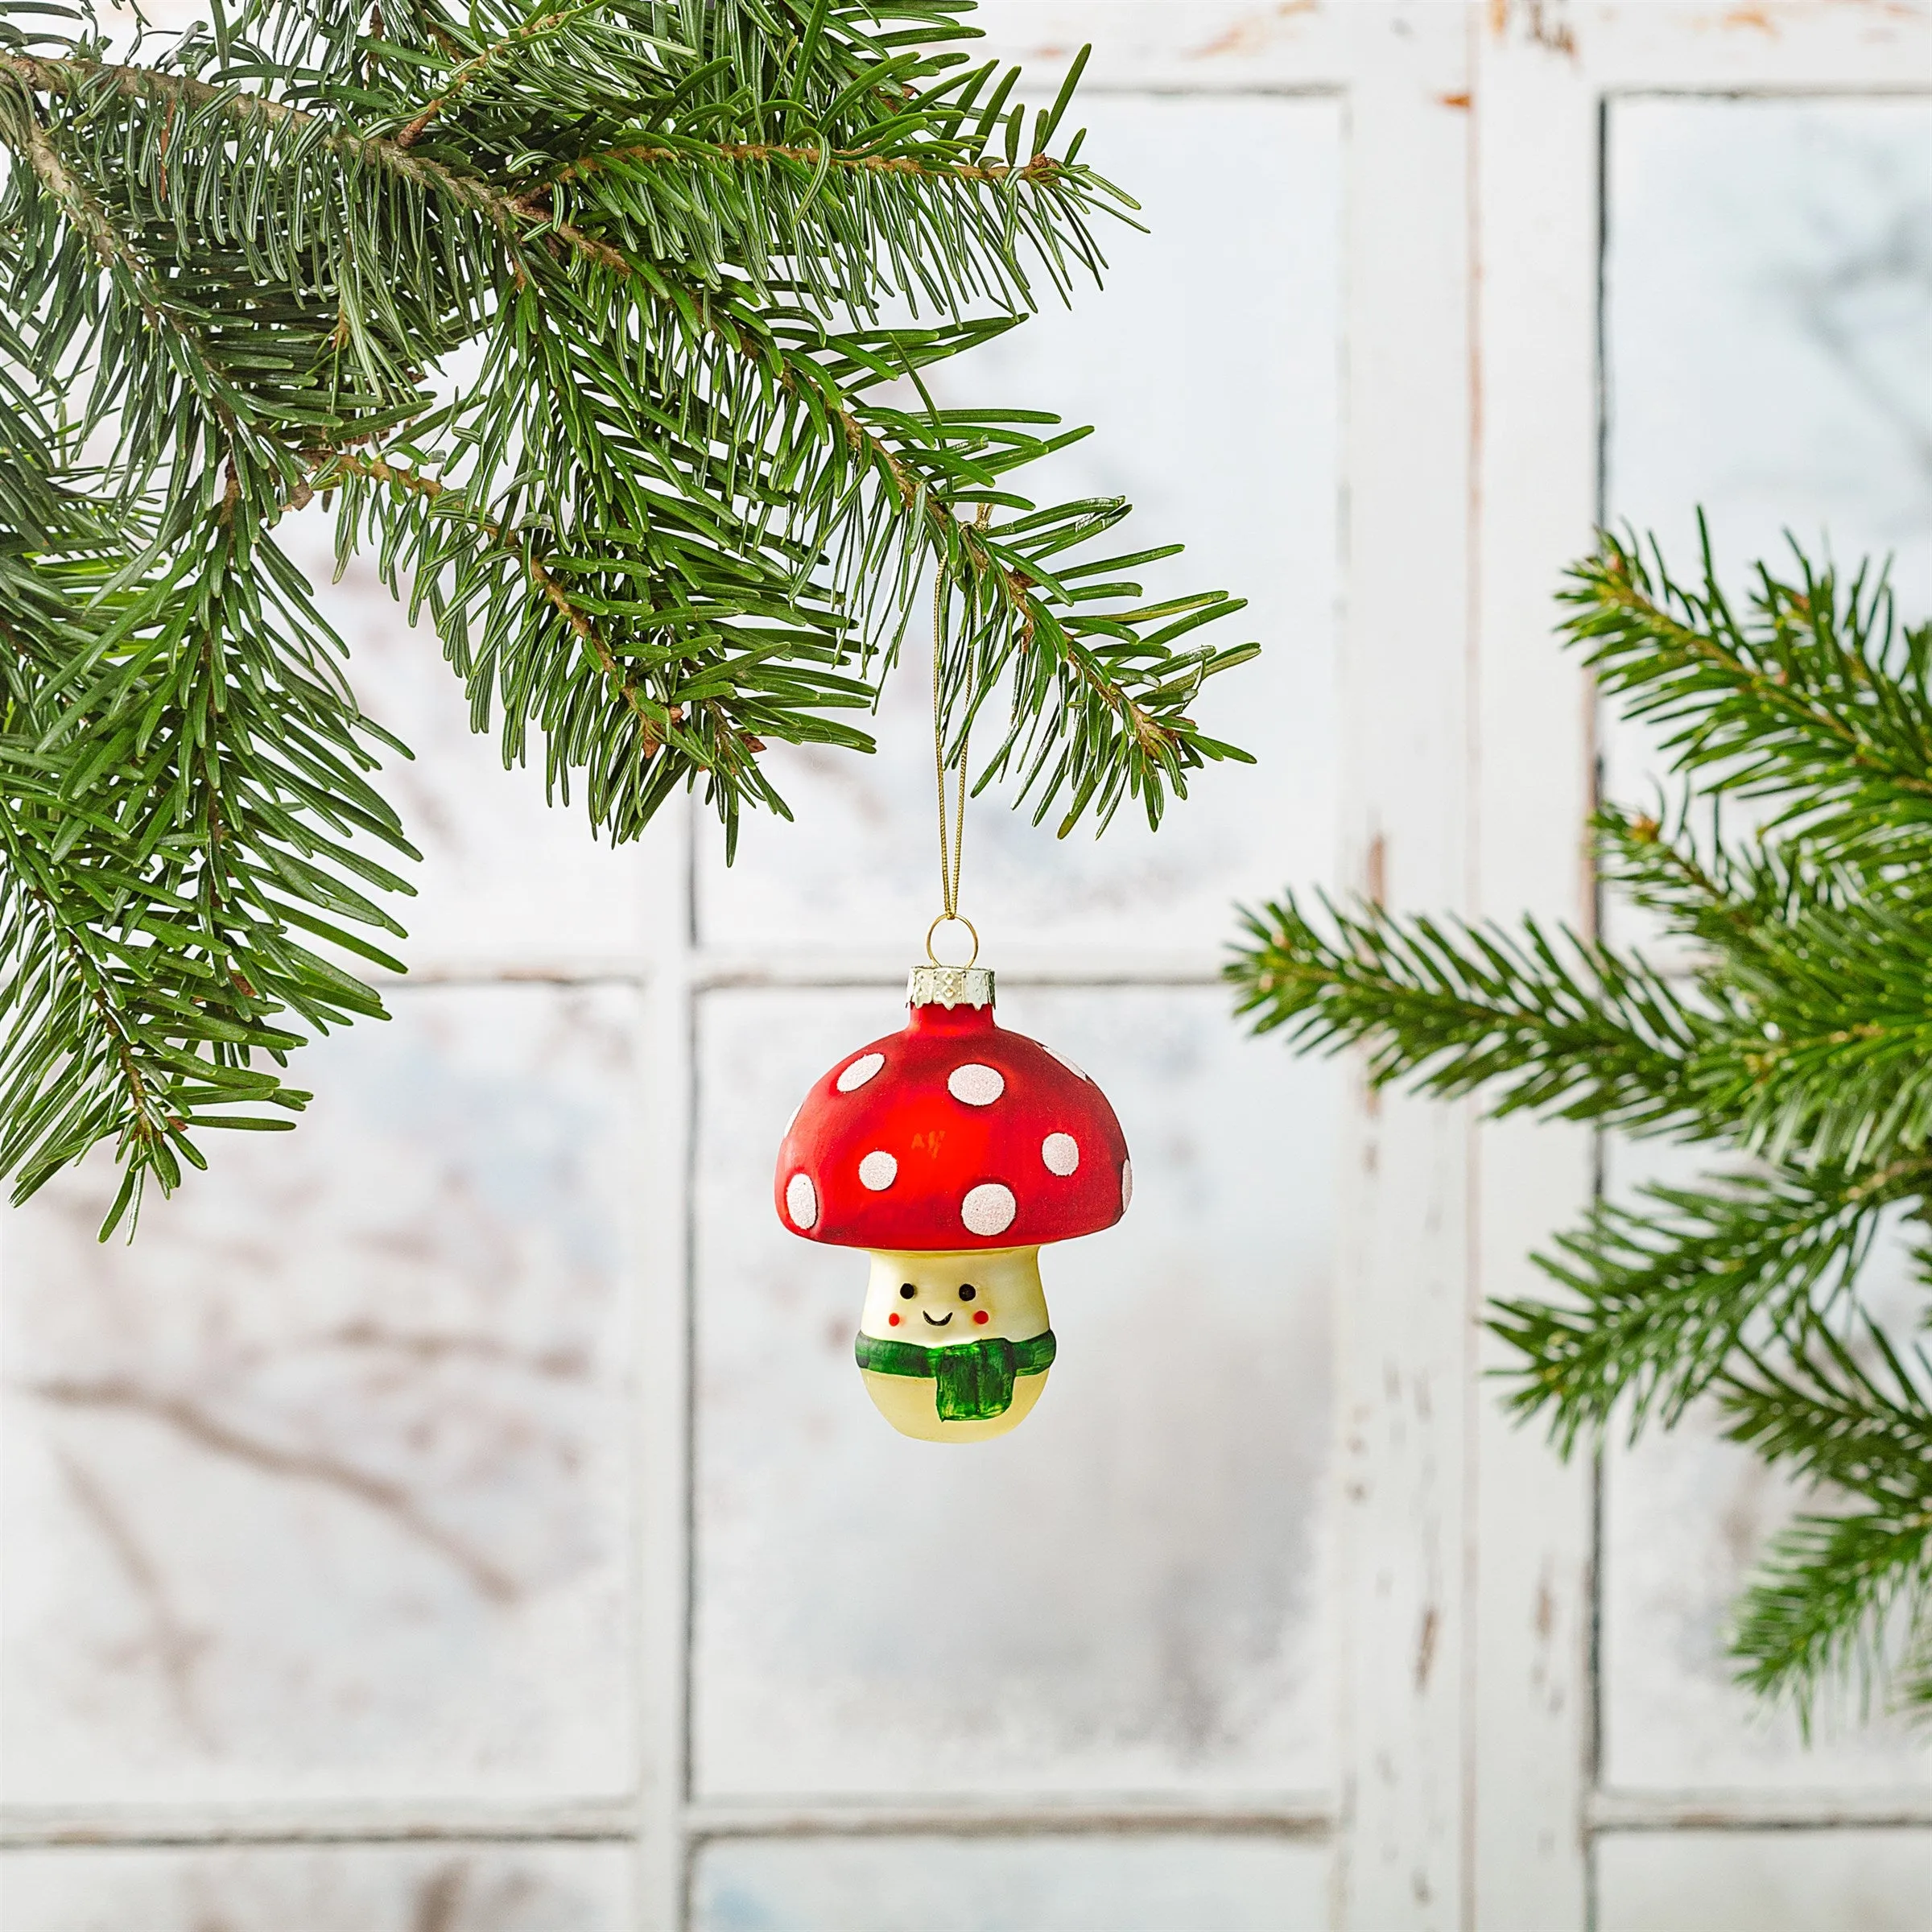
906, 964, 994, 1010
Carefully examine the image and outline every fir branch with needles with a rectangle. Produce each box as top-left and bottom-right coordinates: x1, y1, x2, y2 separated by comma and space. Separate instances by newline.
1229, 520, 1932, 1727
0, 0, 1258, 1232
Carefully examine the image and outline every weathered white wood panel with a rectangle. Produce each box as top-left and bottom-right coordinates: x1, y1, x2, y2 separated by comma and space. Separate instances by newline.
1467, 8, 1600, 1929
1328, 14, 1476, 1930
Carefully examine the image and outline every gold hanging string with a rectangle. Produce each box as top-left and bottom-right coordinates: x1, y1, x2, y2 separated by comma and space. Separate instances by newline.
932, 557, 968, 920
927, 509, 989, 969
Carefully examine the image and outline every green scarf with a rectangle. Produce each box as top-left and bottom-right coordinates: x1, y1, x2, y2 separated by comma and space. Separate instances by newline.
854, 1328, 1057, 1422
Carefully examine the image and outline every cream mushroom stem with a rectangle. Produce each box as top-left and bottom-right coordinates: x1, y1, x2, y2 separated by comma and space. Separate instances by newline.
856, 1246, 1052, 1443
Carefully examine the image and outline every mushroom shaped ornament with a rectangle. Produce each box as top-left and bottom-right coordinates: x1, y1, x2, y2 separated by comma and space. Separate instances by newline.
774, 964, 1131, 1442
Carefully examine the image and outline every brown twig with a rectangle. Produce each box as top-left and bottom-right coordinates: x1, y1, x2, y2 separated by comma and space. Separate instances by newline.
547, 139, 1066, 192
395, 7, 584, 147
56, 1450, 216, 1745
7, 869, 169, 1154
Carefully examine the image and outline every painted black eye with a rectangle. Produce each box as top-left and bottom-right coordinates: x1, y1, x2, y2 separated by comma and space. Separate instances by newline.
898, 1282, 916, 1300
958, 1284, 976, 1302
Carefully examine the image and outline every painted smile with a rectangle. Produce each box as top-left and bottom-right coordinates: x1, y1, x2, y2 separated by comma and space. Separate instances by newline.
921, 1310, 954, 1327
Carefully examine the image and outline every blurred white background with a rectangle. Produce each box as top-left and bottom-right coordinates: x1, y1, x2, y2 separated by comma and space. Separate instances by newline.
2, 5, 1930, 1930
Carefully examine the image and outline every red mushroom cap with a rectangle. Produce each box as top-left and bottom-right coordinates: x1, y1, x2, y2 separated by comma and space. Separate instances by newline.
774, 978, 1130, 1252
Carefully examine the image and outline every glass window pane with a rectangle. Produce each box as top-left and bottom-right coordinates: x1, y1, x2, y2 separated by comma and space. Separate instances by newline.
696, 95, 1341, 956
1600, 97, 1932, 960
690, 1833, 1327, 1932
1596, 1829, 1932, 1932
691, 985, 1335, 1797
1598, 1137, 1931, 1790
1, 989, 640, 1805
0, 1844, 634, 1932
285, 521, 664, 979
1605, 97, 1932, 607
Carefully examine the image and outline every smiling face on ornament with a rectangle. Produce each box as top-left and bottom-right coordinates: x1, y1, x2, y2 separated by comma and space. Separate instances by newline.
858, 1246, 1049, 1346
857, 1244, 1053, 1442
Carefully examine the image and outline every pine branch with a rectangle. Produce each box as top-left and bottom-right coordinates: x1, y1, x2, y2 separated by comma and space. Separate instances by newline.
1594, 799, 1880, 985
0, 47, 552, 302
3, 0, 1258, 1213
9, 8, 1252, 843
1, 512, 415, 1231
390, 6, 615, 149
1566, 524, 1932, 858
1719, 1315, 1932, 1723
1591, 802, 1932, 1170
1227, 889, 1711, 1129
324, 439, 877, 849
1494, 1166, 1907, 1449
1732, 1509, 1932, 1728
1724, 1315, 1932, 1515
1232, 524, 1932, 1721
1708, 898, 1932, 1170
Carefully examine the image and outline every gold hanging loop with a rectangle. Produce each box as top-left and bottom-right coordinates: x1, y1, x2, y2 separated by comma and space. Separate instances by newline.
925, 912, 980, 969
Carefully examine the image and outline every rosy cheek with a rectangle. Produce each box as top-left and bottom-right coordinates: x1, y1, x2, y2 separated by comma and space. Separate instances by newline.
972, 1310, 989, 1325
889, 1312, 901, 1326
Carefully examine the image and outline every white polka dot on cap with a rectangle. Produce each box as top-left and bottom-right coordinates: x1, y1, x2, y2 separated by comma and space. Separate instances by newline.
960, 1182, 1017, 1237
1120, 1160, 1133, 1212
1041, 1132, 1080, 1175
947, 1063, 1005, 1106
857, 1150, 897, 1191
786, 1171, 819, 1229
836, 1052, 885, 1093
